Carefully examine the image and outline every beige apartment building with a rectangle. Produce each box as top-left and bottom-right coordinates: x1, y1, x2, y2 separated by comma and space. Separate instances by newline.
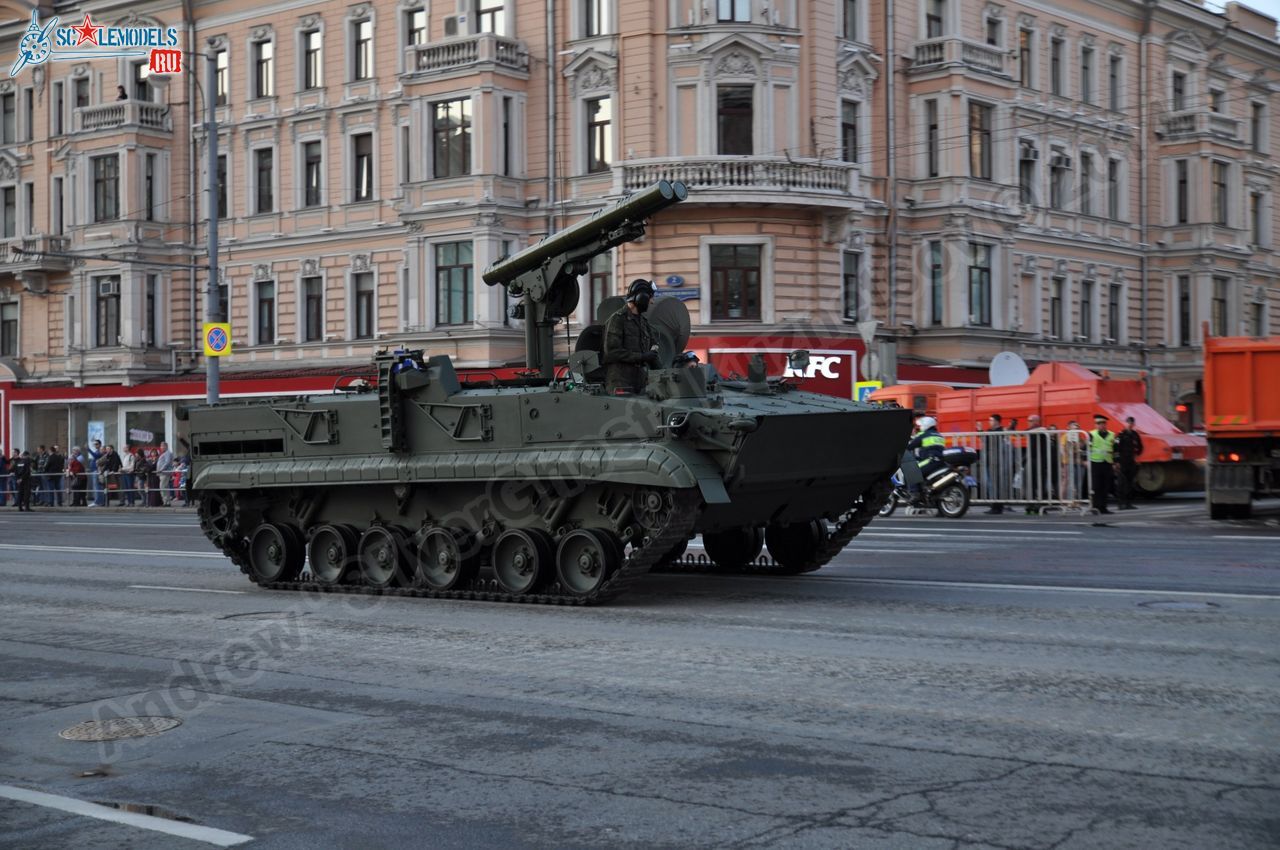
0, 0, 1277, 452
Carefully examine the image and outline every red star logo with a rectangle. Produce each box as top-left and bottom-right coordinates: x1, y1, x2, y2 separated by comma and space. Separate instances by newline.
71, 14, 101, 47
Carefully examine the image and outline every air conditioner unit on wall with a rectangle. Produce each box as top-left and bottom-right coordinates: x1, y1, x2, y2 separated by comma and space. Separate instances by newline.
1020, 144, 1039, 161
443, 15, 461, 36
1050, 154, 1073, 169
97, 279, 119, 296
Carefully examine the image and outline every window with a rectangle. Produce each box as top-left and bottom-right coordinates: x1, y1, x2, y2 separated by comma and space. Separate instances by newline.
400, 124, 412, 185
21, 88, 32, 141
1050, 278, 1064, 338
718, 0, 750, 23
1108, 283, 1121, 341
254, 148, 274, 214
303, 276, 324, 341
1049, 151, 1070, 210
52, 82, 64, 135
587, 253, 612, 318
95, 277, 121, 347
1210, 89, 1224, 113
435, 242, 473, 326
925, 99, 939, 177
1050, 37, 1064, 96
968, 101, 992, 180
717, 85, 753, 156
985, 18, 1000, 47
354, 272, 375, 338
842, 251, 861, 321
22, 183, 32, 236
1211, 277, 1229, 337
1250, 192, 1263, 247
52, 177, 63, 234
968, 243, 992, 326
303, 30, 322, 89
1079, 152, 1093, 216
1177, 275, 1192, 346
710, 244, 762, 321
1108, 54, 1121, 111
144, 275, 158, 347
1, 187, 13, 238
144, 153, 157, 221
1080, 279, 1094, 341
352, 19, 372, 81
1018, 29, 1033, 88
1250, 300, 1265, 337
925, 0, 944, 38
501, 97, 512, 177
840, 100, 859, 163
407, 9, 427, 45
352, 133, 374, 202
1171, 71, 1186, 111
0, 303, 15, 357
1, 94, 14, 144
1107, 159, 1120, 220
253, 39, 274, 98
216, 154, 227, 219
132, 61, 151, 102
477, 0, 504, 33
1252, 103, 1266, 153
1175, 159, 1189, 224
74, 78, 90, 109
215, 49, 229, 106
92, 154, 119, 222
1212, 161, 1229, 227
1018, 142, 1036, 205
586, 97, 612, 174
929, 241, 943, 325
215, 281, 229, 322
1080, 47, 1094, 104
584, 0, 608, 37
432, 98, 472, 178
256, 281, 276, 345
303, 141, 323, 207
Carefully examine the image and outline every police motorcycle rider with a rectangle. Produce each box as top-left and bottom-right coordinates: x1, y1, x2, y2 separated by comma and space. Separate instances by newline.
880, 415, 972, 518
603, 279, 660, 394
906, 416, 946, 503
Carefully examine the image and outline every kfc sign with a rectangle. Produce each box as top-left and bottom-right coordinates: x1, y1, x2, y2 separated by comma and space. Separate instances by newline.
784, 355, 841, 380
709, 348, 858, 400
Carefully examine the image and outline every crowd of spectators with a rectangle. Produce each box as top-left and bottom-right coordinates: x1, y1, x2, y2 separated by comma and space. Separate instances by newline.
0, 442, 190, 509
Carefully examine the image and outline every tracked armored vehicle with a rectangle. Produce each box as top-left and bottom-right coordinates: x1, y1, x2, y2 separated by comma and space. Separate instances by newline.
187, 181, 912, 605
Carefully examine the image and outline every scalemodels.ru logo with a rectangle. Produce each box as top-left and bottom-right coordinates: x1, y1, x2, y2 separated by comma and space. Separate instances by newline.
9, 11, 182, 78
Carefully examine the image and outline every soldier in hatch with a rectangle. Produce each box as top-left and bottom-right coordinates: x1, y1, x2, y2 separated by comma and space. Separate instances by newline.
602, 279, 660, 394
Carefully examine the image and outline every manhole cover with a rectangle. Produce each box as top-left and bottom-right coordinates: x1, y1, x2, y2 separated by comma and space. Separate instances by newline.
219, 611, 305, 621
59, 717, 182, 742
1138, 600, 1220, 612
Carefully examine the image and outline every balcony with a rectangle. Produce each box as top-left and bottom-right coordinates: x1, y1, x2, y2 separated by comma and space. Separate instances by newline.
404, 34, 529, 77
0, 235, 72, 271
74, 101, 172, 133
1159, 109, 1242, 143
618, 157, 861, 205
910, 38, 1008, 78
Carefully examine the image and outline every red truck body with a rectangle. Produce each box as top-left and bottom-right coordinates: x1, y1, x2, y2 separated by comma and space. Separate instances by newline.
1203, 334, 1280, 518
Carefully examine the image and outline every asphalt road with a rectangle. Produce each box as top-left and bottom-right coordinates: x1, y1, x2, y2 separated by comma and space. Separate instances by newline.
1, 502, 1278, 849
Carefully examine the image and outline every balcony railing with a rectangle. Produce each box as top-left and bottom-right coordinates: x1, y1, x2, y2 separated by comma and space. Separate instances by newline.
911, 38, 1007, 76
0, 234, 71, 271
74, 100, 172, 133
1160, 109, 1241, 142
406, 33, 528, 75
620, 157, 860, 197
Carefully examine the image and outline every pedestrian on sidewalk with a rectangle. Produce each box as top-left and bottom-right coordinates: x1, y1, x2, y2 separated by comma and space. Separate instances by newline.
155, 442, 174, 506
33, 446, 48, 506
87, 440, 104, 507
98, 444, 122, 506
12, 450, 33, 511
1088, 415, 1118, 515
46, 445, 65, 506
984, 413, 1007, 514
120, 446, 138, 507
67, 447, 87, 507
1116, 417, 1144, 510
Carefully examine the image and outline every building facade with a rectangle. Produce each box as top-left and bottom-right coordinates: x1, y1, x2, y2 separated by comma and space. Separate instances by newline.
0, 0, 1277, 453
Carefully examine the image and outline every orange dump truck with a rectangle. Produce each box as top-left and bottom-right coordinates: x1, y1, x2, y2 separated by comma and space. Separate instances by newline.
1204, 334, 1280, 519
874, 363, 1206, 495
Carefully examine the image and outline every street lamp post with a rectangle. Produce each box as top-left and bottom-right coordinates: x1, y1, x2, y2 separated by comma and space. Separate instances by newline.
204, 46, 220, 404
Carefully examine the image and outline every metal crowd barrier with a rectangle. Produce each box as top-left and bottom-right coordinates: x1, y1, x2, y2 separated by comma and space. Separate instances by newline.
941, 430, 1094, 514
1, 471, 189, 507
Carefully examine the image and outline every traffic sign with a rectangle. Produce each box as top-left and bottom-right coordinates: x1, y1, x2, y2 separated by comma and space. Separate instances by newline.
203, 323, 232, 357
855, 381, 883, 403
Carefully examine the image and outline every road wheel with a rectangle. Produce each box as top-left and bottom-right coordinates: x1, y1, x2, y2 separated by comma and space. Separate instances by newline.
765, 520, 825, 572
359, 526, 412, 588
492, 528, 552, 595
878, 495, 898, 517
935, 484, 970, 519
416, 527, 477, 591
308, 524, 357, 585
248, 522, 304, 583
556, 529, 618, 597
702, 526, 764, 569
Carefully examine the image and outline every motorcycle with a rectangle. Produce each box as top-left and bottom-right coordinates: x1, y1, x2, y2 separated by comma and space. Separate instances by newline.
878, 446, 979, 519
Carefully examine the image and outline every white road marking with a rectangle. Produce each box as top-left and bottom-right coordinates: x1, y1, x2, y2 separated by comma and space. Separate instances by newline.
0, 784, 253, 847
1212, 535, 1280, 541
683, 543, 945, 555
52, 521, 191, 528
869, 528, 1084, 536
818, 577, 1280, 601
0, 543, 223, 559
129, 585, 245, 595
